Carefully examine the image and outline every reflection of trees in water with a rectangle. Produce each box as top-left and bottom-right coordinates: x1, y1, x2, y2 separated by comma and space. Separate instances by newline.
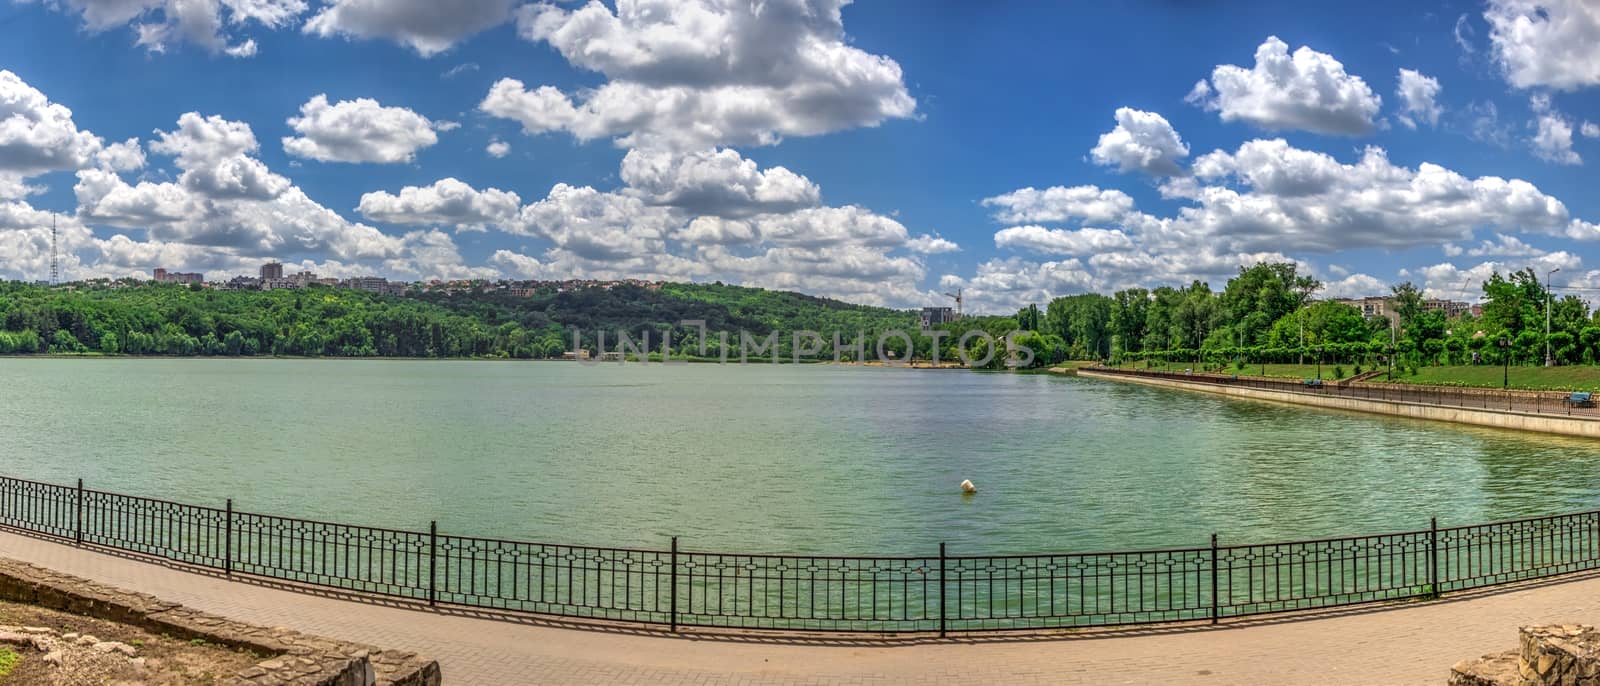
1469, 431, 1600, 517
1192, 402, 1475, 538
944, 379, 1600, 554
1071, 381, 1600, 541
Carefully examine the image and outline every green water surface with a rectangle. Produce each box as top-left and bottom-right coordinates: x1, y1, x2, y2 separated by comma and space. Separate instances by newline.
2, 358, 1597, 555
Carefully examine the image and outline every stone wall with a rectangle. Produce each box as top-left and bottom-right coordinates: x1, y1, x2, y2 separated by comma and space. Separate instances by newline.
0, 556, 441, 686
1451, 624, 1600, 685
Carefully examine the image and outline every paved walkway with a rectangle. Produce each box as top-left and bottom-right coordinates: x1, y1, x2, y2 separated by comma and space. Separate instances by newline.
3, 530, 1598, 684
1089, 367, 1600, 421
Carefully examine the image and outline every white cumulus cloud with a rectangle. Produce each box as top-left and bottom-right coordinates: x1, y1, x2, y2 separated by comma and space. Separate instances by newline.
1485, 0, 1600, 90
282, 94, 440, 164
1089, 107, 1189, 176
0, 70, 104, 176
1183, 138, 1598, 250
78, 111, 406, 263
357, 178, 521, 231
1395, 69, 1443, 129
483, 0, 917, 150
619, 147, 820, 217
302, 0, 518, 56
37, 0, 305, 56
994, 226, 1134, 256
1531, 112, 1582, 165
1465, 233, 1547, 257
1189, 36, 1382, 136
906, 234, 959, 254
981, 185, 1137, 225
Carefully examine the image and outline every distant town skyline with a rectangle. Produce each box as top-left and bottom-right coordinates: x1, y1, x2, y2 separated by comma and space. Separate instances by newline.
1, 1, 1598, 312
130, 258, 676, 299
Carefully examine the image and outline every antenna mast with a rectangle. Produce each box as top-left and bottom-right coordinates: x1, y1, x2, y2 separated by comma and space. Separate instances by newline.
49, 212, 59, 286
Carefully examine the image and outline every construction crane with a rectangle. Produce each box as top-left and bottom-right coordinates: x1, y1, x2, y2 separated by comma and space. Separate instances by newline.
942, 288, 963, 320
1456, 274, 1477, 303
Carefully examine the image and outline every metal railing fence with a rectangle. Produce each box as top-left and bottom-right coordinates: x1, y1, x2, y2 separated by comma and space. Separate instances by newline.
1, 474, 1597, 634
1088, 366, 1600, 419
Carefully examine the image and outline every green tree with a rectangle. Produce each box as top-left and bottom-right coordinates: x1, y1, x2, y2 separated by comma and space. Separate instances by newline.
1480, 269, 1546, 339
1390, 281, 1425, 333
50, 329, 81, 353
1218, 262, 1320, 347
1108, 288, 1149, 355
1044, 294, 1112, 359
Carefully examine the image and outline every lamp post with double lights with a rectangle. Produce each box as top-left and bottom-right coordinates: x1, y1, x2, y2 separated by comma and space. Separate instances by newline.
1500, 337, 1511, 389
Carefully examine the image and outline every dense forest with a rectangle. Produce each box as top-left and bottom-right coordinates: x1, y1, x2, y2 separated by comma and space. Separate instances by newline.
0, 280, 920, 360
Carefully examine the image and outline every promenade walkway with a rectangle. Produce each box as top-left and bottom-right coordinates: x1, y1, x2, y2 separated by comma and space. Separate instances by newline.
1090, 366, 1600, 421
4, 529, 1600, 684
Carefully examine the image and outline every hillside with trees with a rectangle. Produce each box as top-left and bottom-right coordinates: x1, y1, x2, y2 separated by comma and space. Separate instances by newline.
4, 263, 1590, 373
0, 280, 918, 360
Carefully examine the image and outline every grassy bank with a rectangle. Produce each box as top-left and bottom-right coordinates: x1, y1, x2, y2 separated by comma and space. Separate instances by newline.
1380, 365, 1600, 391
1106, 359, 1600, 391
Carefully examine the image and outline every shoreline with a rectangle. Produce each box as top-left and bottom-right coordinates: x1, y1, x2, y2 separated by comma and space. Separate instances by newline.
1077, 367, 1600, 438
0, 353, 974, 368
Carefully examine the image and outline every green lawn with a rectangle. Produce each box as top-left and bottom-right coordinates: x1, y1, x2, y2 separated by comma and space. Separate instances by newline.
1050, 360, 1109, 370
1109, 360, 1600, 390
1381, 365, 1600, 391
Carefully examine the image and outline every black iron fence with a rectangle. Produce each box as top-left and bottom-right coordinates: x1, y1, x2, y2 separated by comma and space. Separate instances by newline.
2, 474, 1598, 634
1089, 366, 1600, 419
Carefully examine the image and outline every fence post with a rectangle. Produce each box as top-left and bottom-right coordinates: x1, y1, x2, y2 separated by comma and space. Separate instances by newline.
1209, 533, 1219, 625
670, 536, 679, 632
74, 479, 83, 546
428, 520, 437, 607
224, 498, 233, 577
938, 542, 947, 638
1428, 517, 1439, 598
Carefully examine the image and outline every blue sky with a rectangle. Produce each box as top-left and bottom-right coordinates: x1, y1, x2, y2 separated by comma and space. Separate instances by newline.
1, 0, 1598, 313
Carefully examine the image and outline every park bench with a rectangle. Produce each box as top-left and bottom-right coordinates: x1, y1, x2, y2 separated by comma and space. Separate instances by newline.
1303, 378, 1323, 387
1564, 391, 1595, 408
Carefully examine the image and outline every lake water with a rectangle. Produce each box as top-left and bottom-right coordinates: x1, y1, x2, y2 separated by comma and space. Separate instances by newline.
3, 358, 1599, 556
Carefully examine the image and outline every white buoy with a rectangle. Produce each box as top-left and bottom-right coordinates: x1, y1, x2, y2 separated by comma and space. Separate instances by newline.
960, 479, 977, 494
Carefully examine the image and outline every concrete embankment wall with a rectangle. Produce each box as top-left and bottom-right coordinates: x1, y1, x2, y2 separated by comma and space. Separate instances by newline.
1076, 369, 1600, 438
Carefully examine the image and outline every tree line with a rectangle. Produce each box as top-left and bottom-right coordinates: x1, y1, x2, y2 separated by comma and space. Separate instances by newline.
8, 263, 1589, 370
1016, 262, 1600, 371
0, 280, 920, 360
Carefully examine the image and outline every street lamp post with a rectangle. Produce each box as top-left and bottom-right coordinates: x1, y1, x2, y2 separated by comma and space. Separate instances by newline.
1499, 337, 1510, 389
1297, 305, 1305, 366
1316, 345, 1324, 380
1387, 318, 1397, 380
1546, 267, 1561, 366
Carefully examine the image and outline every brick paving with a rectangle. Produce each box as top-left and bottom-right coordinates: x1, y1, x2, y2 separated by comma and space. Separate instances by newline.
4, 529, 1600, 684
